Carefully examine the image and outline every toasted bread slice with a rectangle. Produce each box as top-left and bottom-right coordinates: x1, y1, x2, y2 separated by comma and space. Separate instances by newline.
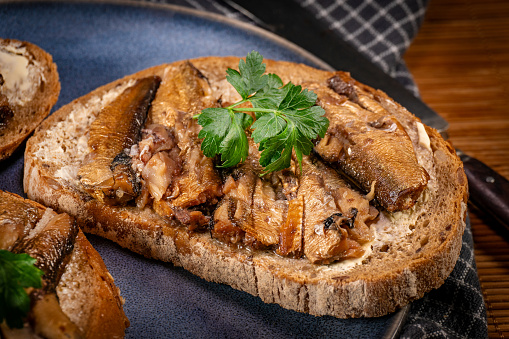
0, 191, 129, 338
23, 57, 468, 318
0, 38, 60, 160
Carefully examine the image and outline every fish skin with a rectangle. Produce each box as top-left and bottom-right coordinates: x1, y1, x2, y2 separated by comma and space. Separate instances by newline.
251, 177, 287, 246
311, 76, 429, 212
213, 169, 291, 249
12, 212, 78, 292
147, 62, 222, 214
78, 76, 161, 204
7, 203, 84, 338
0, 193, 40, 250
299, 156, 370, 264
167, 138, 223, 210
277, 194, 303, 257
212, 138, 294, 248
303, 156, 375, 244
211, 138, 260, 243
147, 61, 214, 128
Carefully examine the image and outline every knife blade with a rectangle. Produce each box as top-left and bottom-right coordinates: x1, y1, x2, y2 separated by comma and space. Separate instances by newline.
226, 0, 509, 231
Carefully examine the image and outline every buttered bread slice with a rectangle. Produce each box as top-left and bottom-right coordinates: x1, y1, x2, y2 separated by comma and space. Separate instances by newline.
23, 56, 468, 318
0, 38, 60, 160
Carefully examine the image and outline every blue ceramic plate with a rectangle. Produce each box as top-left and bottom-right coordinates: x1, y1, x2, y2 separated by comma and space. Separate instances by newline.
0, 1, 408, 338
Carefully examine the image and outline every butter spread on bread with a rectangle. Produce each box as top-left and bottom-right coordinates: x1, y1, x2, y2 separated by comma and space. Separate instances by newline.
24, 56, 468, 318
0, 45, 38, 105
0, 38, 60, 160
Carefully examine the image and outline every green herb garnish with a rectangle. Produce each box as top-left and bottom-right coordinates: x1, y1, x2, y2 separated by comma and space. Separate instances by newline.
0, 249, 44, 329
196, 51, 329, 173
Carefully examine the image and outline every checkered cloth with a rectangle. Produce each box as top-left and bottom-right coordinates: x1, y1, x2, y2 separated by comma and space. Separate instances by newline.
141, 1, 488, 338
293, 0, 425, 98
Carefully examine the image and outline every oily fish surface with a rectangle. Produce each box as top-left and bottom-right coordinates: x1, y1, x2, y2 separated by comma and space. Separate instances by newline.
195, 57, 430, 213
0, 191, 82, 338
98, 62, 384, 263
22, 58, 468, 319
33, 57, 438, 270
0, 191, 130, 337
197, 59, 431, 214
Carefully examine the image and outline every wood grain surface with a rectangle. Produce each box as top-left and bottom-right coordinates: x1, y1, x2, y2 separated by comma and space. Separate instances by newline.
404, 0, 509, 337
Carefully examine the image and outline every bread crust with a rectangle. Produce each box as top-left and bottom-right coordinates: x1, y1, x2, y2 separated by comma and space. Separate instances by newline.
0, 38, 60, 160
23, 57, 468, 318
57, 230, 130, 338
0, 191, 129, 338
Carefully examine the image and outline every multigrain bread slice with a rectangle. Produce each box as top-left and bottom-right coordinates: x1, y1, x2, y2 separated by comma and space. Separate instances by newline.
0, 38, 60, 160
0, 191, 129, 338
23, 57, 468, 318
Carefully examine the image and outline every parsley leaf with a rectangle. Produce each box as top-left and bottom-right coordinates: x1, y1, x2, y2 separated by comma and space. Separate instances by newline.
197, 107, 232, 158
251, 113, 286, 144
218, 112, 252, 168
283, 105, 330, 141
226, 51, 268, 100
197, 107, 253, 167
249, 74, 284, 112
0, 250, 44, 329
196, 51, 329, 173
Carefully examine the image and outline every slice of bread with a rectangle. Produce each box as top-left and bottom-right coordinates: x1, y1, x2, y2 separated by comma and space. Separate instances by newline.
0, 38, 60, 160
0, 191, 129, 338
23, 57, 468, 318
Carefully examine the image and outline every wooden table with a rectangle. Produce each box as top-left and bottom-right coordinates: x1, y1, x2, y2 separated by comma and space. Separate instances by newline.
404, 0, 509, 337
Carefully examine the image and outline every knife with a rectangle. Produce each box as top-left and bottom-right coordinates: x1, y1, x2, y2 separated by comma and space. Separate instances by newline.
226, 0, 509, 231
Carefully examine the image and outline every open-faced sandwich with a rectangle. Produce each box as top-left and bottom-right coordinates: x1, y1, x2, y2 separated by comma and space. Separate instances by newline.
23, 52, 468, 318
0, 190, 129, 338
0, 38, 60, 160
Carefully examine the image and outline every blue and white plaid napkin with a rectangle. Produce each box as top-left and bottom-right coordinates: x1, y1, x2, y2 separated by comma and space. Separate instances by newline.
141, 1, 488, 337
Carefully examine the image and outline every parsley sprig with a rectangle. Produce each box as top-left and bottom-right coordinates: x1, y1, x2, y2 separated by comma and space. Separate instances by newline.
0, 249, 44, 329
196, 51, 329, 173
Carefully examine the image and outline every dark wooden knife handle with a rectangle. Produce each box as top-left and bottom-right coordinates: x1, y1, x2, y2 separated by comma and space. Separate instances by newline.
458, 151, 509, 229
